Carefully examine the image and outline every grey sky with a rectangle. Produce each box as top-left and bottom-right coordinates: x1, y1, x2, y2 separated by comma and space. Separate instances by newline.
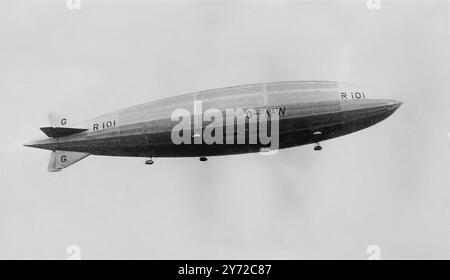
0, 0, 449, 259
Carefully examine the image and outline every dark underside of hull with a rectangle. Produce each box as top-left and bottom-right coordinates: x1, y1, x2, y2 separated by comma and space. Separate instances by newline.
47, 103, 400, 158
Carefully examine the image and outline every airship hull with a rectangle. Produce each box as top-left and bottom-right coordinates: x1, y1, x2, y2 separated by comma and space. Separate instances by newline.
93, 103, 399, 158
24, 81, 401, 170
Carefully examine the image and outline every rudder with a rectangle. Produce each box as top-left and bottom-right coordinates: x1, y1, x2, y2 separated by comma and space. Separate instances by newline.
48, 150, 90, 172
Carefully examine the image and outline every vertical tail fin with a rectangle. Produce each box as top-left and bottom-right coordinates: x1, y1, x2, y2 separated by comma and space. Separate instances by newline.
42, 113, 87, 138
48, 150, 90, 172
49, 112, 71, 127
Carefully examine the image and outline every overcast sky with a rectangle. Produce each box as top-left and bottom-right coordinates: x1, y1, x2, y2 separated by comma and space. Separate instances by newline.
1, 0, 450, 259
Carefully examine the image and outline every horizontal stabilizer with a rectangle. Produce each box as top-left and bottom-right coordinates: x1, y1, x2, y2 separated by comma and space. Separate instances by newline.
40, 127, 88, 138
48, 150, 90, 172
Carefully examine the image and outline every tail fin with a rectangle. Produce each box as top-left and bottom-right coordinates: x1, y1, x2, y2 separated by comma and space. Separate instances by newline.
40, 127, 88, 138
48, 150, 90, 172
49, 112, 71, 127
42, 113, 87, 138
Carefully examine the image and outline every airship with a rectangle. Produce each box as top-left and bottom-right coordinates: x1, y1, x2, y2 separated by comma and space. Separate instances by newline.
24, 81, 401, 172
